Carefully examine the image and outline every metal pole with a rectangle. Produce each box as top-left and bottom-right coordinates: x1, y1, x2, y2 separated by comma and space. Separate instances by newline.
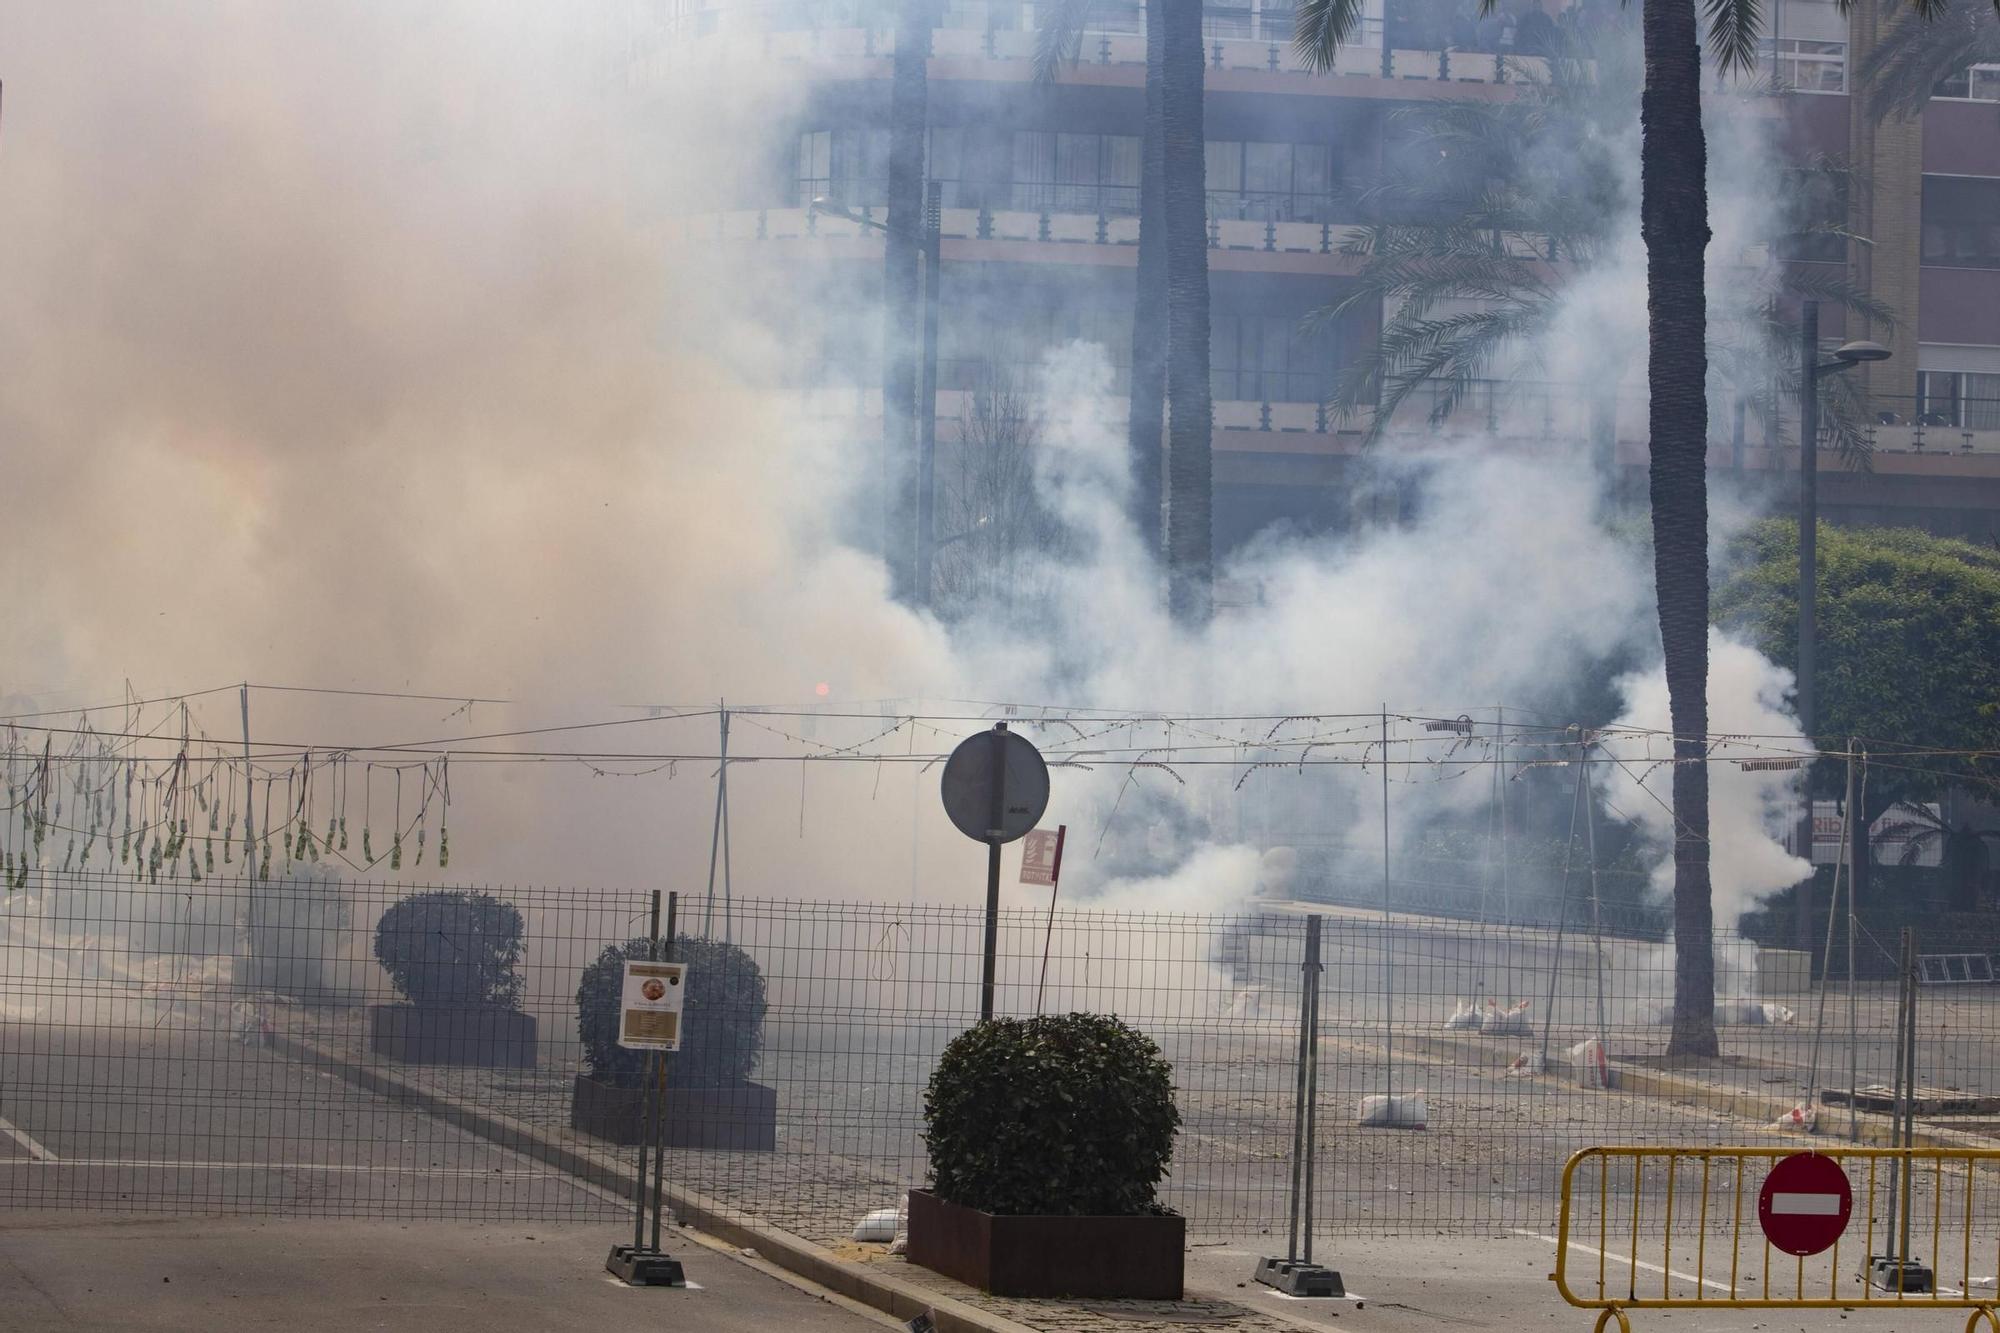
1539, 747, 1588, 1070
915, 180, 942, 607
238, 686, 255, 952
651, 891, 677, 1254
979, 723, 1008, 1022
1285, 916, 1318, 1262
1796, 301, 1821, 955
1034, 825, 1066, 1016
1380, 708, 1393, 1103
1580, 741, 1608, 1056
1848, 747, 1866, 1142
1885, 926, 1911, 1256
720, 707, 734, 944
1805, 748, 1854, 1106
1899, 927, 1919, 1267
1498, 705, 1511, 927
634, 888, 662, 1252
1300, 916, 1322, 1264
703, 701, 725, 938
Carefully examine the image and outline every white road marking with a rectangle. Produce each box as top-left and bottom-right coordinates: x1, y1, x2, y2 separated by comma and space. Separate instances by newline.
0, 1159, 557, 1176
1512, 1228, 1733, 1295
0, 1115, 57, 1162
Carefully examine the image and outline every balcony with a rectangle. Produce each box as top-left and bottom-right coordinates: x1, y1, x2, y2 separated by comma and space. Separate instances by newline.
635, 1, 1558, 92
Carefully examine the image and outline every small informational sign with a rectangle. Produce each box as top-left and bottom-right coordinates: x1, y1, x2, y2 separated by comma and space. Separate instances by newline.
617, 959, 686, 1051
1758, 1152, 1852, 1257
1019, 826, 1066, 887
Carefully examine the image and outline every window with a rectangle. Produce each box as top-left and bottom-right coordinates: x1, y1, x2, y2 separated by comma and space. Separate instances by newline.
1206, 141, 1337, 222
1212, 313, 1338, 403
1760, 38, 1847, 93
797, 128, 890, 208
1933, 64, 2000, 102
1010, 132, 1140, 214
1921, 176, 2000, 269
1918, 371, 2000, 431
1779, 168, 1848, 264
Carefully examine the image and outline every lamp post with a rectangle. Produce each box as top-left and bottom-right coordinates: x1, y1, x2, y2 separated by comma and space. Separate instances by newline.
812, 183, 944, 607
1795, 298, 1889, 940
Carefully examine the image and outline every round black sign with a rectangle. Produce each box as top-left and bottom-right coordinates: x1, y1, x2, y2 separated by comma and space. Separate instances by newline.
940, 726, 1050, 844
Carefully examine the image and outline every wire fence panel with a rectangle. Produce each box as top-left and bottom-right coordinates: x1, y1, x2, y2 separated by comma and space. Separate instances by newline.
4, 875, 1998, 1252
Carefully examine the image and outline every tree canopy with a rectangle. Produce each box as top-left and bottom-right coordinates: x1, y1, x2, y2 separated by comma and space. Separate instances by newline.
1714, 519, 2000, 801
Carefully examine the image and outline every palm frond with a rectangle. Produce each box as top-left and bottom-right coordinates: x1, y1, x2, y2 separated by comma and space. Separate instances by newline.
1777, 267, 1898, 330
1859, 0, 2000, 122
1293, 0, 1372, 72
1703, 0, 1767, 76
1031, 0, 1097, 83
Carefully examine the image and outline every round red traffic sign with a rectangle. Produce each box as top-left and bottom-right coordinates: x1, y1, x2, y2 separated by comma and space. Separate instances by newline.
1758, 1152, 1852, 1257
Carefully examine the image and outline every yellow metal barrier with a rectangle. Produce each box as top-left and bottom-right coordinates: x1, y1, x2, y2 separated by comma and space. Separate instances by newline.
1553, 1146, 2000, 1332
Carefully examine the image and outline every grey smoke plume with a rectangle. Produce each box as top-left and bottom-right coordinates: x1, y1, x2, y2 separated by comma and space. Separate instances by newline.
0, 3, 1809, 929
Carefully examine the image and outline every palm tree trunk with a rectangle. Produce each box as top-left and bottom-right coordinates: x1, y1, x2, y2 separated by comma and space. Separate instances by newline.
1161, 0, 1212, 624
884, 0, 933, 603
1128, 5, 1167, 560
1640, 0, 1717, 1056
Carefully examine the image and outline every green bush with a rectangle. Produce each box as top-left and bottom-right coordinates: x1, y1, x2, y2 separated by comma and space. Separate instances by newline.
923, 1013, 1180, 1217
575, 936, 768, 1088
372, 890, 524, 1009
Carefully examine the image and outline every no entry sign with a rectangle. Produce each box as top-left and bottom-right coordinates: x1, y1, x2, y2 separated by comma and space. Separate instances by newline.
1758, 1152, 1852, 1256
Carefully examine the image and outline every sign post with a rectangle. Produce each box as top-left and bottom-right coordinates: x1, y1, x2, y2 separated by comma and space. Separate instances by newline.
607, 889, 687, 1288
940, 724, 1050, 1022
1024, 826, 1067, 1015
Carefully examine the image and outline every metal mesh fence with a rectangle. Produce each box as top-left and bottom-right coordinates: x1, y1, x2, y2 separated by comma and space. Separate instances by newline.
3, 872, 1997, 1251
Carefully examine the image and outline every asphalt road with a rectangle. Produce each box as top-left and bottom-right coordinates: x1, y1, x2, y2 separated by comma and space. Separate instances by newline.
0, 1021, 618, 1218
0, 1213, 896, 1332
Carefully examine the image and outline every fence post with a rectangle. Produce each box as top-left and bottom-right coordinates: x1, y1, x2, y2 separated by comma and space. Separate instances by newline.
1255, 915, 1341, 1296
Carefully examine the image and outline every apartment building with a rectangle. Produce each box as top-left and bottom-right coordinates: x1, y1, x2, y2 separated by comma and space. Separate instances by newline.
653, 0, 2000, 543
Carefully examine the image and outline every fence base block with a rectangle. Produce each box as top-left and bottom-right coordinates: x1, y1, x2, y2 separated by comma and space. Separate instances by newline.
606, 1244, 686, 1287
1863, 1255, 1935, 1294
1254, 1256, 1345, 1297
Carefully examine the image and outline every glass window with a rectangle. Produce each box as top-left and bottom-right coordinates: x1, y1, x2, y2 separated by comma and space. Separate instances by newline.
1922, 176, 2000, 269
1212, 313, 1339, 402
798, 130, 832, 206
1012, 130, 1055, 211
1968, 372, 2000, 431
1779, 169, 1848, 264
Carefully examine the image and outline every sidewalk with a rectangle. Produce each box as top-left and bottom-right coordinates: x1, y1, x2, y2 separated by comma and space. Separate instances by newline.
0, 1211, 899, 1333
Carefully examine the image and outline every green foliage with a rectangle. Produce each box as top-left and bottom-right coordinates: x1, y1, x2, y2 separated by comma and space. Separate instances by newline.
924, 1013, 1180, 1217
1715, 519, 2000, 799
372, 890, 525, 1009
575, 935, 768, 1088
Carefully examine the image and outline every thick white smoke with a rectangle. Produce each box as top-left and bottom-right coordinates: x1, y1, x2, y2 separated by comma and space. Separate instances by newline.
0, 2, 1814, 938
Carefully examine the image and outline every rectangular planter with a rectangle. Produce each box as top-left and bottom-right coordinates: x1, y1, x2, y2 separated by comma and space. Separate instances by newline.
368, 1004, 537, 1069
905, 1189, 1184, 1299
569, 1073, 777, 1152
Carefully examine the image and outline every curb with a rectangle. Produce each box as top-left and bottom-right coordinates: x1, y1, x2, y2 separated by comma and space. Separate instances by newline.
265, 1030, 1038, 1333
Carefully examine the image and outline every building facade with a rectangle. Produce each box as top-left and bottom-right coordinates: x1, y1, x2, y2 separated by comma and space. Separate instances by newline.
653, 0, 2000, 547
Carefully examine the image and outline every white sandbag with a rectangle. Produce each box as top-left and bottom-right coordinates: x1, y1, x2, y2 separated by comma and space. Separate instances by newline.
1480, 999, 1532, 1036
853, 1207, 903, 1242
1357, 1092, 1428, 1128
1770, 1103, 1818, 1133
1567, 1038, 1612, 1090
1443, 999, 1480, 1030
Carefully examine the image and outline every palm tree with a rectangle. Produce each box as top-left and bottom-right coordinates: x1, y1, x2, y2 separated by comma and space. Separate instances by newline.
1161, 0, 1213, 623
1859, 0, 2000, 123
1321, 50, 1894, 465
1036, 2, 1166, 558
883, 0, 937, 603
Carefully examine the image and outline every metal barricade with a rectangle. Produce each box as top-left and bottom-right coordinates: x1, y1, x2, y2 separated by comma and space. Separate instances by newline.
1554, 1146, 2000, 1332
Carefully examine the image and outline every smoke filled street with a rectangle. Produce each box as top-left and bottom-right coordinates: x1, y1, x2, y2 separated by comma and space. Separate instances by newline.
5, 0, 2000, 1329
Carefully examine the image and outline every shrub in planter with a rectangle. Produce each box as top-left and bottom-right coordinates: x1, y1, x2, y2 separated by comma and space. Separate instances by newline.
570, 936, 774, 1150
911, 1013, 1184, 1298
369, 890, 534, 1068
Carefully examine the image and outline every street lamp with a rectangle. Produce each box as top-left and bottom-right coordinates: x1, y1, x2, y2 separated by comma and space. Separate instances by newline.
1794, 299, 1890, 935
810, 185, 945, 608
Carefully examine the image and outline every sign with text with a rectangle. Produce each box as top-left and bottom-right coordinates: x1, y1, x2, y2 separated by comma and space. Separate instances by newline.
617, 959, 686, 1051
1018, 826, 1066, 887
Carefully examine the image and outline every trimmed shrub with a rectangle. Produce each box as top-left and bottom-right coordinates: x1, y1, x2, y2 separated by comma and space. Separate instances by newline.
575, 936, 767, 1088
923, 1013, 1180, 1217
372, 890, 524, 1009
